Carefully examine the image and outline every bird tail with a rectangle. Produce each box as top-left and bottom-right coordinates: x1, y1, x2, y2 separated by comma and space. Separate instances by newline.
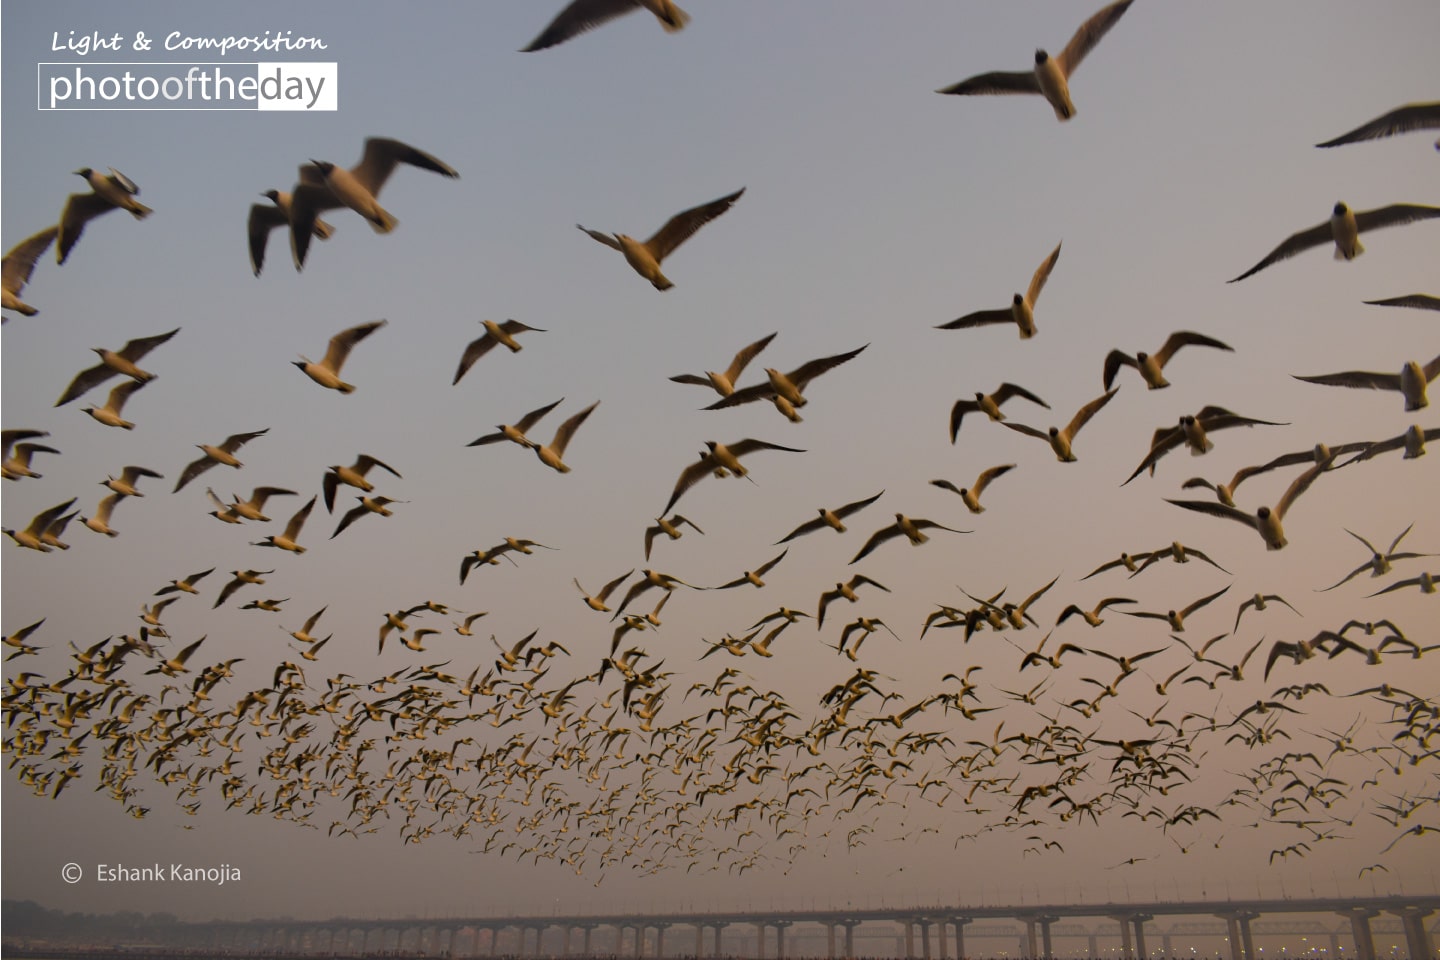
128, 202, 153, 220
312, 218, 335, 240
660, 3, 691, 31
1336, 239, 1363, 260
651, 275, 674, 291
369, 208, 398, 234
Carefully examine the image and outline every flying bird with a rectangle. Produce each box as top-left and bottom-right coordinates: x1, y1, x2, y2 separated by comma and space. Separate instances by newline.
850, 514, 970, 565
252, 496, 318, 554
1103, 331, 1233, 391
644, 515, 703, 561
1123, 406, 1289, 484
173, 428, 268, 493
58, 167, 152, 264
2, 226, 58, 317
934, 0, 1135, 121
331, 496, 404, 539
578, 187, 744, 291
468, 398, 564, 450
288, 137, 460, 269
1002, 388, 1119, 462
704, 343, 869, 422
1228, 202, 1440, 283
55, 327, 179, 407
293, 319, 387, 393
670, 332, 777, 399
1321, 524, 1434, 592
775, 491, 884, 544
522, 0, 690, 53
663, 439, 805, 515
248, 190, 333, 276
937, 242, 1061, 339
323, 454, 402, 512
1364, 294, 1440, 312
1166, 457, 1334, 550
930, 464, 1016, 514
1315, 101, 1440, 150
102, 465, 163, 498
82, 380, 148, 430
949, 383, 1049, 443
533, 401, 600, 473
1292, 355, 1440, 412
3, 498, 78, 552
1, 431, 57, 481
453, 320, 546, 385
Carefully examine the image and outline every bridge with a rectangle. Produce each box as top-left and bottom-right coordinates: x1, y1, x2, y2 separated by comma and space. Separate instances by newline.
8, 896, 1436, 960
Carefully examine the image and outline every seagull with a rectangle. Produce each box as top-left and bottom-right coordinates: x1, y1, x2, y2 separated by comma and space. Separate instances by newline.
1293, 355, 1440, 412
949, 383, 1049, 443
533, 401, 600, 473
670, 332, 777, 399
775, 490, 884, 544
711, 549, 788, 590
289, 138, 459, 269
155, 567, 215, 597
934, 0, 1135, 121
252, 496, 318, 554
331, 497, 404, 538
2, 226, 58, 317
578, 187, 744, 291
575, 570, 634, 613
323, 454, 402, 512
1123, 406, 1289, 484
1055, 597, 1135, 629
1233, 593, 1300, 632
173, 428, 268, 493
55, 328, 179, 407
453, 320, 547, 385
225, 486, 297, 522
1315, 101, 1440, 150
294, 319, 387, 393
58, 167, 152, 264
523, 0, 689, 51
1002, 388, 1118, 462
82, 380, 148, 430
1321, 525, 1434, 592
1342, 425, 1440, 464
1, 430, 53, 480
3, 499, 78, 552
1182, 441, 1366, 507
1166, 457, 1334, 550
145, 636, 206, 678
663, 439, 806, 515
102, 465, 163, 498
930, 464, 1016, 514
1103, 331, 1233, 391
817, 576, 890, 629
704, 343, 869, 422
467, 398, 564, 450
937, 242, 1060, 339
1125, 584, 1231, 632
79, 493, 124, 537
1367, 572, 1437, 598
850, 514, 970, 565
1228, 202, 1440, 283
644, 515, 703, 561
213, 569, 273, 608
1128, 541, 1231, 578
1364, 294, 1440, 312
248, 190, 333, 276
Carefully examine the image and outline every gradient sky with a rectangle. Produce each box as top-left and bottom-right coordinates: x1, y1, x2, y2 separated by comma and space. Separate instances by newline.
2, 0, 1438, 925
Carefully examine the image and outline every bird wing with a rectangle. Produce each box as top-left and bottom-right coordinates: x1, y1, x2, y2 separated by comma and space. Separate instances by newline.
104, 379, 147, 413
175, 456, 218, 493
221, 429, 268, 454
1165, 499, 1259, 530
577, 225, 623, 251
1065, 388, 1119, 440
776, 515, 826, 544
1123, 426, 1185, 485
973, 464, 1016, 495
1364, 294, 1440, 311
937, 308, 1013, 330
1275, 457, 1334, 521
782, 343, 869, 393
727, 438, 807, 457
663, 454, 714, 515
57, 192, 116, 264
351, 138, 459, 195
1316, 102, 1440, 147
521, 0, 641, 52
357, 454, 401, 479
323, 319, 386, 370
1026, 242, 1062, 307
1228, 220, 1339, 283
849, 524, 900, 565
1352, 203, 1440, 233
547, 400, 599, 457
644, 188, 745, 262
118, 328, 180, 362
453, 332, 498, 385
55, 361, 115, 406
949, 400, 980, 442
1001, 420, 1049, 442
935, 71, 1041, 97
724, 332, 779, 384
1293, 370, 1401, 391
3, 226, 58, 292
1102, 351, 1137, 391
283, 496, 318, 540
704, 381, 773, 410
1182, 584, 1231, 619
1055, 0, 1136, 76
247, 203, 286, 277
994, 383, 1049, 409
1154, 331, 1234, 367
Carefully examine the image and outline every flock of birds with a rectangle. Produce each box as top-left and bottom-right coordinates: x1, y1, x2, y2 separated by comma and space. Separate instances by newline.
3, 0, 1439, 895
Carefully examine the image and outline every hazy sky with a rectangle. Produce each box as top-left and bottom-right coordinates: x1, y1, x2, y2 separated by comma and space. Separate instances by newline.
2, 0, 1438, 925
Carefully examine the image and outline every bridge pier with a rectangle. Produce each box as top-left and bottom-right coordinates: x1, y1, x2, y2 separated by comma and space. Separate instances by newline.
710, 921, 731, 955
756, 921, 768, 960
842, 918, 862, 958
1113, 915, 1135, 960
1133, 913, 1154, 958
1218, 911, 1259, 960
938, 918, 949, 960
775, 919, 792, 958
654, 920, 671, 958
916, 917, 933, 960
905, 918, 916, 960
1391, 906, 1434, 960
952, 917, 972, 960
